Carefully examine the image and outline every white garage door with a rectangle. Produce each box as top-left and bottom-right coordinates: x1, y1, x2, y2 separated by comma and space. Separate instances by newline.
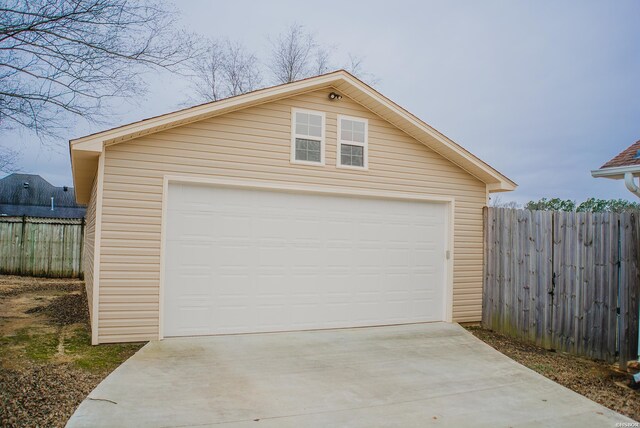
163, 182, 448, 337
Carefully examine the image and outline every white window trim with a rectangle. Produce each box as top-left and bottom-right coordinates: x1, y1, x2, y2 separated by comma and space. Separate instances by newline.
337, 114, 368, 170
291, 108, 325, 166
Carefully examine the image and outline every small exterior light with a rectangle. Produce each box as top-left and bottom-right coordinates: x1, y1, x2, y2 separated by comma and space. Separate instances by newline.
328, 92, 343, 101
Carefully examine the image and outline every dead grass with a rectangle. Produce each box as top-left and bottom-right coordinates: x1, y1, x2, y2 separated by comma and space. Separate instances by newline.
0, 275, 145, 428
466, 326, 640, 422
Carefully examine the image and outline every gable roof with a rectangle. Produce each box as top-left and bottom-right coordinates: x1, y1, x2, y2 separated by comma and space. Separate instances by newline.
0, 173, 86, 218
592, 140, 640, 179
70, 70, 516, 203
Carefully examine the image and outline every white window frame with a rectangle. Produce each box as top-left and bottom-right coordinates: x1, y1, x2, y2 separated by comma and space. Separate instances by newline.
337, 114, 368, 170
291, 108, 325, 166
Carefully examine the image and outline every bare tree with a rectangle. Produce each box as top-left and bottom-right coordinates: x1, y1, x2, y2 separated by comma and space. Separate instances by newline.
187, 24, 377, 104
0, 0, 198, 139
314, 47, 331, 76
188, 40, 261, 103
222, 41, 261, 97
267, 25, 378, 85
490, 195, 520, 209
190, 41, 227, 102
0, 146, 19, 173
268, 24, 318, 84
344, 53, 379, 85
345, 53, 364, 77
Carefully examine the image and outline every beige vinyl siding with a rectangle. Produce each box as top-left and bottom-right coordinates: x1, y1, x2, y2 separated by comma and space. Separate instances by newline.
82, 176, 98, 323
98, 88, 487, 343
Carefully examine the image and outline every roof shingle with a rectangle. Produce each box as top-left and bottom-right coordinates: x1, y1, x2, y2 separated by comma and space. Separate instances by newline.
601, 140, 640, 169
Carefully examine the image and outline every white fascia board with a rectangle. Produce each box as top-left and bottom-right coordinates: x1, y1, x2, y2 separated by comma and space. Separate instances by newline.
591, 165, 640, 179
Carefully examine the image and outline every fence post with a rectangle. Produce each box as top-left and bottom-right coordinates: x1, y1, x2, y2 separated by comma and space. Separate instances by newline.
549, 212, 555, 350
19, 215, 27, 275
620, 212, 640, 367
482, 207, 487, 327
79, 217, 85, 279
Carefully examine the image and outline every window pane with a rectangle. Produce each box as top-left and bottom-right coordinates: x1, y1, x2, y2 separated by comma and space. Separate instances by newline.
306, 139, 320, 152
353, 131, 365, 143
295, 138, 321, 162
352, 154, 363, 166
308, 148, 321, 162
341, 144, 363, 167
308, 124, 322, 138
296, 122, 308, 135
295, 112, 309, 135
309, 114, 322, 127
353, 121, 365, 134
341, 120, 352, 141
296, 112, 308, 125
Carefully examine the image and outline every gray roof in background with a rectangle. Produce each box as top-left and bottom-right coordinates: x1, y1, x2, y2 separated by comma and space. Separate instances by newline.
0, 173, 86, 219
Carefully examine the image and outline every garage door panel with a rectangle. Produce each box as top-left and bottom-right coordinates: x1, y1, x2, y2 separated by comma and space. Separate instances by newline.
163, 183, 447, 337
257, 248, 288, 267
169, 243, 213, 268
167, 272, 211, 296
168, 212, 212, 241
255, 219, 288, 239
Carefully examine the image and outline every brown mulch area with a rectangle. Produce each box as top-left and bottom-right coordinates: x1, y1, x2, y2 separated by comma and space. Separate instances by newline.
0, 362, 104, 427
467, 326, 640, 422
0, 275, 145, 428
25, 293, 89, 326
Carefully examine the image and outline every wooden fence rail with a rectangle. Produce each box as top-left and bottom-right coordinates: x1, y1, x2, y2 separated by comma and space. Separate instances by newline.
483, 208, 639, 367
0, 216, 85, 278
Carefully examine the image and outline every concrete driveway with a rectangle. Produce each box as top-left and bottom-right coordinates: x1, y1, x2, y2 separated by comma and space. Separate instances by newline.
67, 323, 635, 427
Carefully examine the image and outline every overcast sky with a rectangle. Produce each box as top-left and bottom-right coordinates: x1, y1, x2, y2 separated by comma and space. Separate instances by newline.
4, 0, 640, 205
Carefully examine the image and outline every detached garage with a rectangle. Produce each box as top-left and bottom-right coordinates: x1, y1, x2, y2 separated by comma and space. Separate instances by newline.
70, 70, 515, 344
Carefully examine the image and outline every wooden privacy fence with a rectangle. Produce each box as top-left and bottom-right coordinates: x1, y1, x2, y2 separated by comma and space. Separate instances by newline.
483, 208, 640, 367
0, 216, 84, 278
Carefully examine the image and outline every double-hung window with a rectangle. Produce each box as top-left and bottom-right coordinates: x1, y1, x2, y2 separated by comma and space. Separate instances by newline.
291, 108, 325, 165
337, 115, 368, 169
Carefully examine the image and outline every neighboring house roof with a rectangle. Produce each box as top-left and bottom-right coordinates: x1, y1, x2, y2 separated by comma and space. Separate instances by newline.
601, 140, 640, 168
0, 205, 86, 218
70, 70, 517, 204
592, 140, 640, 179
0, 173, 86, 218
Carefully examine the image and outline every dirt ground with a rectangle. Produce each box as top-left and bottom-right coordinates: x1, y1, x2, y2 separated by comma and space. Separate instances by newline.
0, 275, 145, 428
467, 326, 640, 422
